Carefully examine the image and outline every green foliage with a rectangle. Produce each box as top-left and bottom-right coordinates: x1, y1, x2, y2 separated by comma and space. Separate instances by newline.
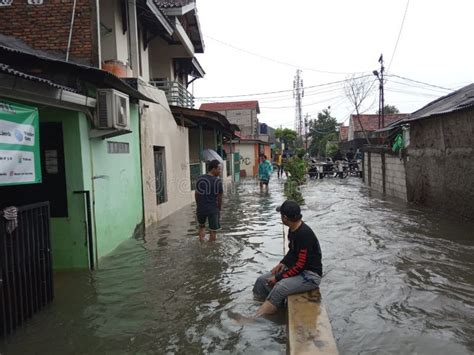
295, 148, 306, 158
377, 104, 400, 114
275, 128, 298, 148
308, 108, 338, 157
326, 143, 339, 157
284, 180, 305, 205
283, 155, 307, 205
285, 156, 307, 185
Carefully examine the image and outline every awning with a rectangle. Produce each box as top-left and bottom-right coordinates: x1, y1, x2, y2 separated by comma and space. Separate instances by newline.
169, 105, 239, 137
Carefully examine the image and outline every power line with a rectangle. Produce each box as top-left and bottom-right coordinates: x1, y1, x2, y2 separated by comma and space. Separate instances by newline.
205, 34, 363, 75
261, 94, 344, 109
387, 0, 410, 73
387, 74, 452, 91
386, 79, 451, 94
196, 75, 371, 99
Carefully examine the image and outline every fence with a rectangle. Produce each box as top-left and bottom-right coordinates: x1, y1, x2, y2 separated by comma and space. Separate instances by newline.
0, 202, 54, 337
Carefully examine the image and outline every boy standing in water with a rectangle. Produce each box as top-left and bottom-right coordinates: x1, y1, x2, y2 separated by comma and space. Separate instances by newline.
195, 160, 223, 241
258, 154, 273, 191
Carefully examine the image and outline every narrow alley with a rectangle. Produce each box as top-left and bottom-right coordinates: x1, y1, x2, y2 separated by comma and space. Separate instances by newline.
1, 178, 473, 354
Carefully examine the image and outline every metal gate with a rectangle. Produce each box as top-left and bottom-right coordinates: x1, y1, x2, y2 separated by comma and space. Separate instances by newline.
0, 202, 54, 337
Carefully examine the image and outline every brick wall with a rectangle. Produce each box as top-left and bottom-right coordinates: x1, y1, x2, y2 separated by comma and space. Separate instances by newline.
364, 151, 407, 201
406, 111, 474, 219
0, 0, 99, 66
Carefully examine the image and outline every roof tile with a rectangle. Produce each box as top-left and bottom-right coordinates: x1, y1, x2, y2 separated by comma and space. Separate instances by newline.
200, 100, 260, 113
350, 114, 408, 131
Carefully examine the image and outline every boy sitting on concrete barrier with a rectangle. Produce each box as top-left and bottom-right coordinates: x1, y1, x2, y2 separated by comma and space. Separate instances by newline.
253, 200, 322, 316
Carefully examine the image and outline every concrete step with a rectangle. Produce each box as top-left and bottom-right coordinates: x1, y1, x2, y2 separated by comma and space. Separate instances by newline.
283, 225, 338, 354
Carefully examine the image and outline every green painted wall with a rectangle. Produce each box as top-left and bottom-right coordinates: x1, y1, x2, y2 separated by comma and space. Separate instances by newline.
40, 108, 90, 269
90, 103, 143, 258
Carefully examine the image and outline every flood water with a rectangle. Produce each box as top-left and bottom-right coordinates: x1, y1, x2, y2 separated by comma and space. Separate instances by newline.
1, 177, 473, 354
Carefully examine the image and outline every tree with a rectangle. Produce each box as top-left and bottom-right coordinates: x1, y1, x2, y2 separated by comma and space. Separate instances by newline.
377, 104, 400, 114
344, 74, 375, 144
308, 108, 338, 157
275, 128, 297, 148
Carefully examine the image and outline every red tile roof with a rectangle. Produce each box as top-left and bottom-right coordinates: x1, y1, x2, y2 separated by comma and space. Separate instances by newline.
200, 101, 260, 113
339, 126, 349, 141
350, 114, 408, 131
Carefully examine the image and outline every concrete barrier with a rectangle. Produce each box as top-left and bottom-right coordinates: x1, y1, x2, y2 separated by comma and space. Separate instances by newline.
283, 226, 338, 355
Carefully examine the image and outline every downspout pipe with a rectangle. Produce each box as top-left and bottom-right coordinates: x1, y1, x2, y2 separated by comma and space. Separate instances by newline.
66, 0, 78, 62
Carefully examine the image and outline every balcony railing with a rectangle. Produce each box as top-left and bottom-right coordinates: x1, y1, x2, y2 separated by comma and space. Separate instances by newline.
150, 81, 195, 109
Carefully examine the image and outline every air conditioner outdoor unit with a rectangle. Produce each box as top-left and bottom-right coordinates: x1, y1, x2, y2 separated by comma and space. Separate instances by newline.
95, 89, 130, 130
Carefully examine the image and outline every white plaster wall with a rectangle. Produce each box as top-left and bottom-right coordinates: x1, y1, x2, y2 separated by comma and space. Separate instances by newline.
148, 37, 189, 81
99, 0, 117, 61
140, 86, 193, 226
99, 0, 129, 65
348, 117, 355, 141
139, 28, 150, 82
235, 143, 255, 177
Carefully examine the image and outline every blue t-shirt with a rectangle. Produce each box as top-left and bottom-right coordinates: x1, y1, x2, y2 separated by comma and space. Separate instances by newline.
195, 174, 223, 215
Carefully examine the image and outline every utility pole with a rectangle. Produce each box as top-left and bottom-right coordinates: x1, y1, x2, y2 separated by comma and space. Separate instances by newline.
373, 54, 385, 129
293, 69, 304, 137
304, 113, 309, 153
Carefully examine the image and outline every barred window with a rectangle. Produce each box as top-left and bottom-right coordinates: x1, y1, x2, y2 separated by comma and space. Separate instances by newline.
107, 141, 129, 154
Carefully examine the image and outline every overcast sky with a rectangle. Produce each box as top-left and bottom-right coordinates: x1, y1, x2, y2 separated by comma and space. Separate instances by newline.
192, 0, 474, 129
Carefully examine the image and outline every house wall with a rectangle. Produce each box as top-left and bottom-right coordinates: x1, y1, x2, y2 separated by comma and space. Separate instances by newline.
89, 103, 144, 258
40, 108, 91, 269
138, 26, 150, 82
189, 127, 200, 163
0, 0, 99, 66
235, 143, 256, 177
100, 0, 129, 66
148, 37, 189, 81
348, 118, 355, 141
406, 112, 474, 218
364, 151, 407, 201
140, 86, 193, 226
214, 109, 258, 137
188, 127, 217, 160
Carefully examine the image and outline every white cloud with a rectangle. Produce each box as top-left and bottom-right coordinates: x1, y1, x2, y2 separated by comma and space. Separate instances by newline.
193, 0, 474, 128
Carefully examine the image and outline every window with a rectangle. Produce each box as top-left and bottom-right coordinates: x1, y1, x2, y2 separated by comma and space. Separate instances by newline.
107, 141, 129, 154
153, 146, 167, 204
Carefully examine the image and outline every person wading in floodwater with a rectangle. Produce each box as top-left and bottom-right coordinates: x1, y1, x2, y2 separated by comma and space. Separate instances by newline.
258, 154, 273, 192
253, 200, 322, 316
195, 159, 223, 242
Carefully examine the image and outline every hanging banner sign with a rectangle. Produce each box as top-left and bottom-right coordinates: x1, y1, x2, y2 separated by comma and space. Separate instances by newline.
0, 100, 41, 186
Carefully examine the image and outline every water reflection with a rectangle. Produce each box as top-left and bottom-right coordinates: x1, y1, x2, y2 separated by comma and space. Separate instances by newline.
1, 177, 473, 354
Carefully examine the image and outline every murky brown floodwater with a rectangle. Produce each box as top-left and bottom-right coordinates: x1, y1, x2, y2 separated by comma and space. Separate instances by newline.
1, 177, 474, 354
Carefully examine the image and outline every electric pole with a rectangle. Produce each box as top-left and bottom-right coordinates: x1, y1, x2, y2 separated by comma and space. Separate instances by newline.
304, 113, 309, 153
293, 69, 304, 137
373, 54, 385, 129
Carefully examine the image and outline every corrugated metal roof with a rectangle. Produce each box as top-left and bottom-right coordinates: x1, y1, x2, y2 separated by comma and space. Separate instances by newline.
0, 63, 76, 92
0, 36, 156, 102
154, 0, 194, 8
405, 83, 474, 122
